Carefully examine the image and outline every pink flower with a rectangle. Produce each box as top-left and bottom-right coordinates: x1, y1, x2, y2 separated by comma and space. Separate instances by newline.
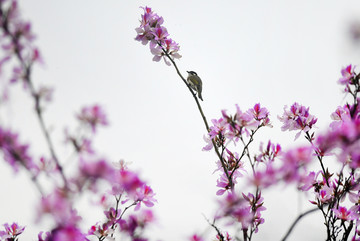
111, 169, 144, 196
0, 127, 38, 174
189, 234, 204, 241
251, 162, 278, 188
37, 188, 81, 226
316, 185, 334, 204
118, 210, 154, 240
77, 104, 108, 133
87, 222, 114, 239
135, 6, 181, 65
38, 231, 51, 241
339, 64, 355, 86
333, 206, 359, 221
255, 140, 281, 163
278, 146, 313, 183
278, 102, 317, 140
247, 103, 271, 127
0, 222, 25, 239
50, 225, 86, 241
134, 184, 157, 210
202, 134, 213, 151
79, 157, 115, 183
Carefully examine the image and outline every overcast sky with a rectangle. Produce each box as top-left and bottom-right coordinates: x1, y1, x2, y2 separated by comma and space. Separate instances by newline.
1, 1, 360, 240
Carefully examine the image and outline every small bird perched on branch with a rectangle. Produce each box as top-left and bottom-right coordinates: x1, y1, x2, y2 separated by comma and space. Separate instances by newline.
186, 71, 203, 101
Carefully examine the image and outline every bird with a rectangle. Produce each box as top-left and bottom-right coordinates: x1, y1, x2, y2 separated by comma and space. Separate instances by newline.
186, 71, 203, 101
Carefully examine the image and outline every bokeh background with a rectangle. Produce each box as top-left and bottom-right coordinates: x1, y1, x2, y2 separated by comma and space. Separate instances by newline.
1, 0, 360, 240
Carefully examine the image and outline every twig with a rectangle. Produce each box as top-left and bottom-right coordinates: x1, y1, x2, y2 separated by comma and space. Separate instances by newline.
281, 207, 319, 241
0, 5, 68, 189
161, 50, 233, 187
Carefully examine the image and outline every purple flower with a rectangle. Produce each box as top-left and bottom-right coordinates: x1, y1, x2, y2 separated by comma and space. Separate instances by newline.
135, 6, 181, 65
0, 222, 25, 239
49, 225, 86, 241
134, 185, 157, 210
333, 206, 359, 221
339, 64, 355, 86
0, 127, 38, 174
278, 102, 317, 140
77, 104, 108, 133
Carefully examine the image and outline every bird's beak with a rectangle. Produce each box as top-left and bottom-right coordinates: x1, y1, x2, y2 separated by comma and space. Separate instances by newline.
186, 71, 190, 73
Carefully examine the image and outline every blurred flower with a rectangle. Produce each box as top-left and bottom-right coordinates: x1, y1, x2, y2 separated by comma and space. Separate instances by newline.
77, 104, 108, 133
189, 234, 204, 241
0, 127, 38, 174
49, 225, 86, 241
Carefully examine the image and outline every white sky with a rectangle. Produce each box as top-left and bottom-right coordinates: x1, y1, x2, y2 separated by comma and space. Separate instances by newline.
1, 0, 360, 240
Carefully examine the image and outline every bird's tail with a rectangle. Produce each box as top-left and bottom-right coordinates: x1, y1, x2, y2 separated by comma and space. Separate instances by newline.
198, 92, 203, 101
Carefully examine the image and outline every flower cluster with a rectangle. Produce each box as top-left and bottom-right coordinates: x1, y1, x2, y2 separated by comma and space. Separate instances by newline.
216, 192, 265, 235
76, 104, 109, 134
0, 127, 38, 174
338, 64, 359, 93
0, 0, 43, 100
278, 102, 317, 140
135, 6, 181, 65
0, 222, 25, 240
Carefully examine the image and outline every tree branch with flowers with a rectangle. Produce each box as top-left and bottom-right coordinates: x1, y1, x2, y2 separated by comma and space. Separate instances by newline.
1, 2, 360, 241
135, 6, 360, 241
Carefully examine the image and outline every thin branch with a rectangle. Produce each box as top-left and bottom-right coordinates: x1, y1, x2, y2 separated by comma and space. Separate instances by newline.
281, 207, 319, 241
161, 50, 233, 186
0, 7, 68, 189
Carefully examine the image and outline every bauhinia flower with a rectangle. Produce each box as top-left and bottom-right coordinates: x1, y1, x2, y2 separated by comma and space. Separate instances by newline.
77, 104, 108, 133
278, 102, 317, 140
338, 64, 356, 86
135, 6, 181, 65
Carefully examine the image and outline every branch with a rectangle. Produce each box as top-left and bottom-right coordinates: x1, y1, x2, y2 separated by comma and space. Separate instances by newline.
0, 6, 68, 189
281, 207, 319, 241
161, 50, 233, 187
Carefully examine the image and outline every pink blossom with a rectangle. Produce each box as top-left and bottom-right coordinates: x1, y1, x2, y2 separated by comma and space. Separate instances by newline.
87, 222, 114, 240
339, 64, 355, 86
278, 146, 313, 183
255, 140, 281, 163
316, 185, 334, 204
134, 184, 157, 210
251, 162, 278, 188
38, 231, 51, 241
189, 234, 204, 241
333, 206, 359, 221
77, 104, 108, 133
37, 188, 81, 226
111, 169, 144, 196
0, 127, 38, 174
79, 157, 115, 184
50, 225, 86, 241
216, 192, 257, 230
278, 102, 317, 140
247, 103, 271, 127
0, 222, 25, 239
118, 210, 154, 240
135, 6, 181, 65
216, 173, 232, 196
202, 134, 213, 151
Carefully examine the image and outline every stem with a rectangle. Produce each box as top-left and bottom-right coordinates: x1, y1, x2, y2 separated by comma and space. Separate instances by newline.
281, 207, 319, 241
161, 49, 232, 187
0, 6, 68, 189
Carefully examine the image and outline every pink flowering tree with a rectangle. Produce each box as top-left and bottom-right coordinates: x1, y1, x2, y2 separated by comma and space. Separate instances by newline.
135, 6, 360, 241
0, 1, 156, 241
1, 2, 360, 241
